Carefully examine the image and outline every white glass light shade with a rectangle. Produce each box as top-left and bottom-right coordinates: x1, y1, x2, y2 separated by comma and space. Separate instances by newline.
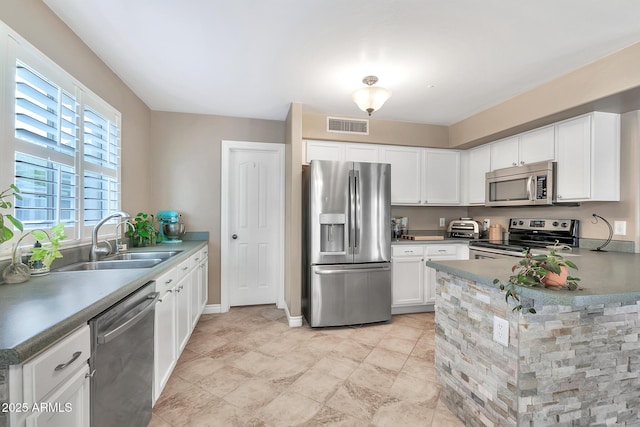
352, 86, 392, 115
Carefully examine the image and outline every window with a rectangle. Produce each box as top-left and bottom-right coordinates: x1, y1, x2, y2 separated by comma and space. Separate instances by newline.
3, 29, 122, 247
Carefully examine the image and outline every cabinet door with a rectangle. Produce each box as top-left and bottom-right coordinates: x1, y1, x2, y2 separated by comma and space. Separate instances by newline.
519, 125, 555, 165
391, 256, 425, 306
305, 140, 345, 163
467, 145, 491, 204
424, 265, 438, 304
345, 143, 379, 162
379, 146, 422, 204
154, 289, 176, 404
199, 259, 209, 312
189, 268, 201, 328
490, 137, 519, 170
423, 149, 460, 205
26, 365, 90, 427
556, 115, 591, 201
175, 276, 191, 353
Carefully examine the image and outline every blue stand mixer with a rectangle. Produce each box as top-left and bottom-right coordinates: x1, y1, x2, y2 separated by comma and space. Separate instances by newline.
158, 210, 185, 244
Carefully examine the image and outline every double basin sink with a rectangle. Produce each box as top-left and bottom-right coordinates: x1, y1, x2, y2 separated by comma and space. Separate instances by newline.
55, 251, 181, 272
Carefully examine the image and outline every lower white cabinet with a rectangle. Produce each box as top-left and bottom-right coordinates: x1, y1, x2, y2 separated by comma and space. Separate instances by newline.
8, 326, 91, 427
153, 245, 208, 405
392, 243, 469, 314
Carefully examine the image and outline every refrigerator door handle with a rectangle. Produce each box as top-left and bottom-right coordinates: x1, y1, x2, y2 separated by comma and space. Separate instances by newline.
314, 265, 391, 275
348, 170, 356, 253
353, 169, 359, 250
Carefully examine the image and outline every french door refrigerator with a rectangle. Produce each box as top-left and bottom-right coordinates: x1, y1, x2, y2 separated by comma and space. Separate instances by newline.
302, 160, 391, 327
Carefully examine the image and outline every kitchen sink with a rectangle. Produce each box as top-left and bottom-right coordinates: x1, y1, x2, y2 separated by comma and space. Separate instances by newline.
104, 251, 181, 261
55, 259, 164, 272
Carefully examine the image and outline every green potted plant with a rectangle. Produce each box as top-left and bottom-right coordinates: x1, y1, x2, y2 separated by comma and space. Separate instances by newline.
1, 185, 67, 283
125, 212, 157, 247
493, 243, 580, 313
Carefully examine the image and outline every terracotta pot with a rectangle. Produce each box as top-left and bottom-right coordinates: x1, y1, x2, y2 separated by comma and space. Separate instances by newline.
542, 265, 568, 288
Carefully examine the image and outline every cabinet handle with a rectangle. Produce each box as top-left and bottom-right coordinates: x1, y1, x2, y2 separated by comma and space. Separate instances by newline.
182, 266, 188, 271
512, 162, 517, 166
165, 279, 173, 284
85, 369, 96, 379
195, 257, 200, 262
54, 351, 82, 371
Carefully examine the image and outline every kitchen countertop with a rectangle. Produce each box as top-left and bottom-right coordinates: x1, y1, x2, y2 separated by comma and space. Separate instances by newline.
426, 247, 640, 307
0, 240, 206, 366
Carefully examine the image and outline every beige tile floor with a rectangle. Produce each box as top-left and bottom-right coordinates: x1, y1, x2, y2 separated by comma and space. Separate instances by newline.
149, 306, 464, 427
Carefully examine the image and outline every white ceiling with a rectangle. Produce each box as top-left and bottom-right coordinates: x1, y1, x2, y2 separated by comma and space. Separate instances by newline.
42, 0, 640, 125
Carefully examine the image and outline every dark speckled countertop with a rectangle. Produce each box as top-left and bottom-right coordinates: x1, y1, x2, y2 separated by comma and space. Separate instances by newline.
426, 248, 640, 307
0, 240, 206, 366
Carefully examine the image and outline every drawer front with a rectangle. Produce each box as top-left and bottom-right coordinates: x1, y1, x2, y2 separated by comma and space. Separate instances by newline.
156, 267, 178, 293
190, 250, 202, 269
23, 325, 90, 403
425, 245, 458, 256
176, 258, 191, 280
392, 246, 424, 257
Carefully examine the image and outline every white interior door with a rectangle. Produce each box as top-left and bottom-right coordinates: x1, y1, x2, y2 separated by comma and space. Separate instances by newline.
221, 141, 284, 310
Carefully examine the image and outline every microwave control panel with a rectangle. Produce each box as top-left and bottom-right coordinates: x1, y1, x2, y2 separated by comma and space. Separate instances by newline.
535, 175, 547, 199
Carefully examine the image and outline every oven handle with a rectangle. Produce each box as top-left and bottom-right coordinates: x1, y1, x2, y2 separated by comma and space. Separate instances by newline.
97, 292, 159, 344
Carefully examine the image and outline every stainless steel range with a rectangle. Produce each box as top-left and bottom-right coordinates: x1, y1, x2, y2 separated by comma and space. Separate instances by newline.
469, 218, 579, 259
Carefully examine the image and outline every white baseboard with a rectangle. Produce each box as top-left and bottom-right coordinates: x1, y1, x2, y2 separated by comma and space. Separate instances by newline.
203, 304, 222, 314
284, 303, 303, 327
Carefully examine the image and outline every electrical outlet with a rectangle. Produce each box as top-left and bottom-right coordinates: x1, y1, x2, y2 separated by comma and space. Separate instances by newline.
483, 219, 490, 230
439, 217, 445, 227
614, 221, 627, 235
493, 316, 509, 347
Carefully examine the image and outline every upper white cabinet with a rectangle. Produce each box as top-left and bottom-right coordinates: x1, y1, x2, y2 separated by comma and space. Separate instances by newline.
422, 149, 461, 205
555, 112, 620, 202
305, 140, 344, 163
490, 125, 555, 170
345, 143, 380, 162
465, 145, 491, 204
379, 146, 423, 204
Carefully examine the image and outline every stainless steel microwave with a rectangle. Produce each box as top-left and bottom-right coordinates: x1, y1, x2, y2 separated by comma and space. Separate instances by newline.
485, 161, 556, 207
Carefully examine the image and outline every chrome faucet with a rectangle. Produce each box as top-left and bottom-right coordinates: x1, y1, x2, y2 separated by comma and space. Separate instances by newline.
115, 220, 135, 253
90, 211, 131, 261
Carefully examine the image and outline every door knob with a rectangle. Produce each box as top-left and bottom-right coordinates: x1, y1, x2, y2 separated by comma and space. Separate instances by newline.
232, 234, 238, 239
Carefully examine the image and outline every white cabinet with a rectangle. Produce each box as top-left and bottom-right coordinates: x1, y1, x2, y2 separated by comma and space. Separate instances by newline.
304, 140, 344, 163
152, 246, 208, 405
154, 268, 177, 404
555, 112, 620, 202
391, 243, 469, 314
466, 144, 491, 204
424, 244, 469, 304
379, 146, 422, 204
175, 258, 192, 354
345, 143, 380, 162
422, 149, 461, 205
391, 246, 425, 307
490, 125, 555, 170
10, 326, 91, 427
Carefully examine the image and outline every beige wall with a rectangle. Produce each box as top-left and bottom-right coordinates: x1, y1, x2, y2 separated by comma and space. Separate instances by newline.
450, 41, 640, 148
0, 0, 153, 213
285, 103, 304, 317
149, 112, 285, 305
303, 112, 449, 148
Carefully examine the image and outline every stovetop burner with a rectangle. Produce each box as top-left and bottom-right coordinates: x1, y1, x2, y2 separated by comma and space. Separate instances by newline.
469, 218, 579, 254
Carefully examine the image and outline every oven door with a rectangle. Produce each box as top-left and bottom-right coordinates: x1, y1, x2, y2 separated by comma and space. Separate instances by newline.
469, 247, 525, 260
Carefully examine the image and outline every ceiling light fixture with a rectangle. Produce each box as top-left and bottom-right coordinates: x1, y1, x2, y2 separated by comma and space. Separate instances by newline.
352, 75, 392, 116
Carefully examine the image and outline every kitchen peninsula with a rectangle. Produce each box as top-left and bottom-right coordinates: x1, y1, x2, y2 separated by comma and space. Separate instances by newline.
427, 249, 640, 426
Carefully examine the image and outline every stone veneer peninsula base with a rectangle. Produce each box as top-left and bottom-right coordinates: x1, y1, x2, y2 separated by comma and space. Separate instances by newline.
434, 270, 640, 426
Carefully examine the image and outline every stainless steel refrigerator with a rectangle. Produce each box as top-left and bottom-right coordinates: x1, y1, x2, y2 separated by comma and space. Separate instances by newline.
302, 160, 391, 327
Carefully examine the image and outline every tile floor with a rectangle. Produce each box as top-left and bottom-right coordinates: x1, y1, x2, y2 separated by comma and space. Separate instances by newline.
149, 306, 464, 426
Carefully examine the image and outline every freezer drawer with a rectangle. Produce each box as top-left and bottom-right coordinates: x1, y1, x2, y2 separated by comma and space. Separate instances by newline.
306, 263, 391, 327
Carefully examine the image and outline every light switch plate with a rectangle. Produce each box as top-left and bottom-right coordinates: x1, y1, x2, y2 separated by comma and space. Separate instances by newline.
483, 219, 490, 229
439, 218, 445, 227
493, 316, 509, 347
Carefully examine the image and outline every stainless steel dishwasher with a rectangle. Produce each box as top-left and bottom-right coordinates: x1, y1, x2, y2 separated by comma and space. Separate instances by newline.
89, 281, 159, 427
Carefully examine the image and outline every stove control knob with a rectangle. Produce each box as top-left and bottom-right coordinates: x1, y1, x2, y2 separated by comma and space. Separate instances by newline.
518, 220, 524, 225
512, 220, 517, 226
561, 222, 568, 228
552, 221, 559, 227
